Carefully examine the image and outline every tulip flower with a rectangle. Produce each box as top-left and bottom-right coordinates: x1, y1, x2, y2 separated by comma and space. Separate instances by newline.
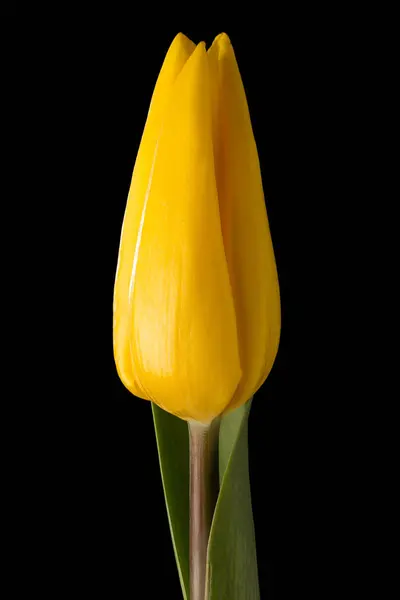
113, 32, 281, 600
113, 32, 280, 424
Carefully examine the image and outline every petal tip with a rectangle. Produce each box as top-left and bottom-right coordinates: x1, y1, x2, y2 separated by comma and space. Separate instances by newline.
170, 32, 196, 53
217, 32, 231, 42
208, 32, 234, 61
212, 32, 231, 47
173, 32, 192, 44
184, 40, 207, 67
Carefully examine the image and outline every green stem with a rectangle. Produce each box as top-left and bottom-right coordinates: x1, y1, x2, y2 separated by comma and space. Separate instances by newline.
188, 418, 220, 600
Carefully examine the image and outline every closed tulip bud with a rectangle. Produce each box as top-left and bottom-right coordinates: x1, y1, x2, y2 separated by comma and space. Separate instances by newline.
113, 33, 280, 424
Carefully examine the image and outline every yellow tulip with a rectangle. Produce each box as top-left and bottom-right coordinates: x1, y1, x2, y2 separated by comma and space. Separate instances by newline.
113, 33, 280, 424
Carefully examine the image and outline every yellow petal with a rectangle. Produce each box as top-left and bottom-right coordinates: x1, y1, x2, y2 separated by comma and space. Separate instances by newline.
129, 42, 241, 423
113, 33, 195, 397
208, 34, 281, 412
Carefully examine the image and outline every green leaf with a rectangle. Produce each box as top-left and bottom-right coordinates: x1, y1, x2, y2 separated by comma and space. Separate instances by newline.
152, 403, 190, 599
152, 400, 259, 600
207, 400, 260, 599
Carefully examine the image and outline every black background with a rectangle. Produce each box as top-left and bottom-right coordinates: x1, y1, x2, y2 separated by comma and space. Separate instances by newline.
10, 7, 370, 599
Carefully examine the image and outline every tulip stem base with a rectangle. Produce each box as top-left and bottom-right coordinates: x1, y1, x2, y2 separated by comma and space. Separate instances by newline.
188, 418, 220, 600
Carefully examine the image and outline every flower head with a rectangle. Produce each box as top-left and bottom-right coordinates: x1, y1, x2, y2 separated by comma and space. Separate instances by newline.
113, 33, 280, 423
